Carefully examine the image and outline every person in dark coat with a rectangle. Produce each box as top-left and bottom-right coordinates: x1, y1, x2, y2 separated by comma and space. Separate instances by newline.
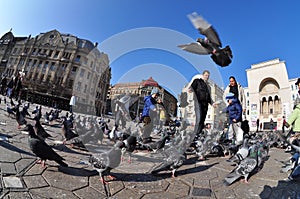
189, 70, 216, 136
0, 75, 7, 95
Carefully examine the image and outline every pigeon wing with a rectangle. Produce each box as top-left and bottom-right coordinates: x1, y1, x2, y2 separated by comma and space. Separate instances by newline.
187, 12, 222, 47
178, 43, 210, 55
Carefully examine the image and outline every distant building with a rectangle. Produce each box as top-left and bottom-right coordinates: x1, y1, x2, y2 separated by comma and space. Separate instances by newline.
0, 30, 111, 115
109, 77, 178, 120
245, 58, 299, 131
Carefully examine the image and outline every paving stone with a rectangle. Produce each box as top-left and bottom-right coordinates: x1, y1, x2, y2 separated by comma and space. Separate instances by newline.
15, 158, 36, 174
141, 191, 180, 199
112, 188, 144, 199
42, 168, 88, 191
109, 180, 125, 196
192, 187, 212, 197
0, 146, 21, 163
73, 186, 106, 199
166, 179, 190, 198
24, 164, 46, 176
123, 176, 169, 194
88, 175, 108, 195
29, 187, 79, 199
5, 191, 32, 199
3, 176, 23, 188
0, 162, 17, 175
23, 175, 49, 189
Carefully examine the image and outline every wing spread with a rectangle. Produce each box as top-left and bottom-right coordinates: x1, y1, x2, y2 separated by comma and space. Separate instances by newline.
178, 43, 210, 55
187, 12, 222, 47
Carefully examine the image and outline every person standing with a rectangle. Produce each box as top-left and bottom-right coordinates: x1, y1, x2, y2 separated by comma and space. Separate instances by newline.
256, 118, 260, 132
189, 70, 217, 136
224, 76, 246, 113
225, 92, 244, 146
141, 88, 160, 143
270, 118, 274, 132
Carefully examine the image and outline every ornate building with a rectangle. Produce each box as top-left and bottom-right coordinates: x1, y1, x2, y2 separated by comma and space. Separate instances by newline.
245, 58, 298, 131
0, 30, 111, 115
109, 77, 178, 119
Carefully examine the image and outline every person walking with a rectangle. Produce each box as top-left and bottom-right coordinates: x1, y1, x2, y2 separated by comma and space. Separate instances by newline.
189, 70, 217, 136
224, 76, 246, 113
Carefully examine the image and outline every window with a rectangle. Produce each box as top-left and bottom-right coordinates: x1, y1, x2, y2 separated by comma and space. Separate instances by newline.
72, 66, 78, 73
76, 82, 82, 91
75, 55, 81, 62
80, 69, 85, 77
43, 61, 49, 71
84, 85, 87, 93
50, 62, 55, 71
38, 60, 43, 68
32, 48, 37, 55
247, 92, 249, 97
68, 80, 74, 88
87, 72, 90, 79
48, 50, 53, 57
54, 51, 59, 58
32, 60, 37, 67
13, 48, 17, 54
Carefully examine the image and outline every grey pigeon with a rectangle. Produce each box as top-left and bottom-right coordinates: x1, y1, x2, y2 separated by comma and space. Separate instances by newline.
227, 138, 249, 164
61, 117, 78, 143
151, 145, 186, 178
224, 144, 259, 185
89, 141, 124, 184
15, 105, 27, 129
27, 124, 68, 167
178, 12, 232, 67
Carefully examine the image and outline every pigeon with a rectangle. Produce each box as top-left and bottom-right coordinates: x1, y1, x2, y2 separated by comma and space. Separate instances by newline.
34, 117, 52, 141
15, 105, 27, 129
140, 132, 169, 153
21, 104, 31, 118
178, 12, 232, 67
151, 145, 186, 178
224, 144, 259, 185
121, 130, 139, 163
89, 141, 124, 184
61, 117, 78, 143
6, 104, 16, 117
227, 138, 249, 164
27, 124, 68, 167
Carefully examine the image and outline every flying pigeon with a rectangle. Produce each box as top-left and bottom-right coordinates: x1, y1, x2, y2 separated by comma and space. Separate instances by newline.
224, 144, 259, 185
89, 141, 124, 184
27, 124, 68, 167
178, 12, 233, 67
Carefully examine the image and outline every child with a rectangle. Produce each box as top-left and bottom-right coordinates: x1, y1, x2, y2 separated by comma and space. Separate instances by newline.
226, 92, 244, 146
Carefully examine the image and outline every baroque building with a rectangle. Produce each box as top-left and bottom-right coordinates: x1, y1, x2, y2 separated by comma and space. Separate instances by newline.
109, 77, 178, 120
0, 30, 111, 116
245, 58, 298, 131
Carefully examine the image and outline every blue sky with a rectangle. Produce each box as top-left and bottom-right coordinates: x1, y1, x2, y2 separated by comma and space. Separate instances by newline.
1, 0, 299, 98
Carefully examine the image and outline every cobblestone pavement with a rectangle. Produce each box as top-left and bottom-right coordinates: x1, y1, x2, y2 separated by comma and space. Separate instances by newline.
0, 99, 300, 199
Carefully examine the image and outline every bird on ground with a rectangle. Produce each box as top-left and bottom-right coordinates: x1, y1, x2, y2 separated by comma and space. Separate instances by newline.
140, 132, 169, 153
34, 117, 52, 141
15, 105, 27, 129
224, 144, 259, 185
27, 124, 68, 168
6, 104, 16, 118
227, 137, 249, 164
178, 12, 232, 67
150, 145, 186, 178
61, 116, 78, 144
89, 141, 124, 184
121, 130, 139, 163
21, 103, 31, 118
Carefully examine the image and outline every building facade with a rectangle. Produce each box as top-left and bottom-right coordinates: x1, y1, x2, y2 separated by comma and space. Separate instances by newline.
109, 77, 178, 120
0, 30, 111, 115
245, 58, 299, 131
